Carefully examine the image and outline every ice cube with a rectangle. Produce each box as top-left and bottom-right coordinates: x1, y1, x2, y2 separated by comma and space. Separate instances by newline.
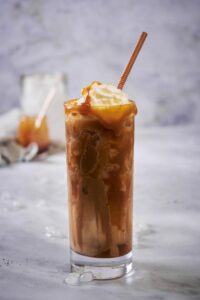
64, 273, 80, 286
45, 226, 66, 239
80, 272, 94, 283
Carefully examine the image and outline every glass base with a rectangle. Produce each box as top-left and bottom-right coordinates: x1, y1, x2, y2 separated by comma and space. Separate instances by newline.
71, 250, 133, 280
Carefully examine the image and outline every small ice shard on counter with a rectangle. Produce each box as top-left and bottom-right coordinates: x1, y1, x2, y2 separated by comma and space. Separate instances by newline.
64, 273, 80, 286
80, 271, 94, 283
45, 226, 66, 239
64, 271, 94, 286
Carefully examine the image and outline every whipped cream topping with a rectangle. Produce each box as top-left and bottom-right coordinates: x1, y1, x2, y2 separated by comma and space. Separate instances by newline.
78, 83, 129, 107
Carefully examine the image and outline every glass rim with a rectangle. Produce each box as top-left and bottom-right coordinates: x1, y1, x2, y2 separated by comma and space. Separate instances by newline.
64, 99, 137, 112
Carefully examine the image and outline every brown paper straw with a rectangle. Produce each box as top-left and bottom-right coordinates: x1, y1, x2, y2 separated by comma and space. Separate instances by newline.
117, 32, 147, 90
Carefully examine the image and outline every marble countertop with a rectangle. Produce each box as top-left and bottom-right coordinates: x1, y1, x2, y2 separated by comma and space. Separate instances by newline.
0, 126, 200, 300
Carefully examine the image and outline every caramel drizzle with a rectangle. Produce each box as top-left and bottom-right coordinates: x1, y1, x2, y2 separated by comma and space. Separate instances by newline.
79, 94, 91, 114
79, 81, 101, 114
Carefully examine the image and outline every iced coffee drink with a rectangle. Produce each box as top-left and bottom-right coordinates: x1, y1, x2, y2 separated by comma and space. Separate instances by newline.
64, 81, 137, 278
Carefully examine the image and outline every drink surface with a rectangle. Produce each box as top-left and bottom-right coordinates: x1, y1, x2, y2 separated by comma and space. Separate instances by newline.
17, 115, 49, 152
65, 82, 137, 258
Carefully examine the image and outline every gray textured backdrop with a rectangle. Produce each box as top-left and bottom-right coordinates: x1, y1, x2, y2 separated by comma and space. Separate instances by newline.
0, 0, 200, 126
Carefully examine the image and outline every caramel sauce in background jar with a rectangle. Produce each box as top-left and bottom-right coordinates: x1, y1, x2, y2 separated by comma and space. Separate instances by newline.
17, 115, 50, 153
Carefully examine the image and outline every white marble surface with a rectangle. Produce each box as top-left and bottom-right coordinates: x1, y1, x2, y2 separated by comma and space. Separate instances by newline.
0, 125, 200, 299
0, 0, 200, 126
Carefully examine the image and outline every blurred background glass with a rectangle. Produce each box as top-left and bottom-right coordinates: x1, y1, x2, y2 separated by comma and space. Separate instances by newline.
20, 74, 67, 144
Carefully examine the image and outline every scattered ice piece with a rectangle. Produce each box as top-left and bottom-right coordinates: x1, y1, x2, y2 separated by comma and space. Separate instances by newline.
80, 271, 94, 283
64, 271, 94, 286
134, 222, 155, 247
1, 194, 26, 212
64, 273, 80, 286
45, 226, 66, 239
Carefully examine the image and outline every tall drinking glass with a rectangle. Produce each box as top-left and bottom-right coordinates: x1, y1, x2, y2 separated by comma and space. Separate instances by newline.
64, 98, 137, 279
